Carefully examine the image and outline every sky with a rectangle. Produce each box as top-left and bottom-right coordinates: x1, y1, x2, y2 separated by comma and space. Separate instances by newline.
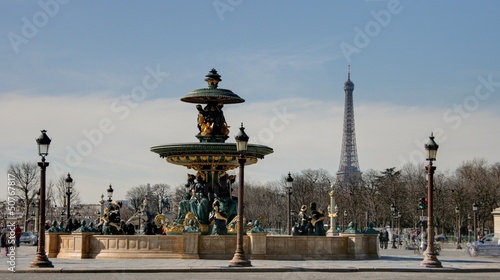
1, 0, 500, 203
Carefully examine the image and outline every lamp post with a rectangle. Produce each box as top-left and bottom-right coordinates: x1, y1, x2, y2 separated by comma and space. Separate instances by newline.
30, 130, 54, 268
343, 210, 347, 232
420, 133, 442, 268
286, 172, 293, 235
390, 203, 397, 249
107, 184, 114, 203
472, 202, 478, 241
327, 185, 337, 236
99, 194, 105, 219
467, 214, 471, 242
390, 203, 396, 230
455, 206, 462, 249
397, 211, 401, 236
65, 173, 73, 222
229, 123, 251, 267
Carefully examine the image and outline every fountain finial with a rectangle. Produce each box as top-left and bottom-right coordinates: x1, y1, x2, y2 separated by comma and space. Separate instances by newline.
205, 68, 221, 89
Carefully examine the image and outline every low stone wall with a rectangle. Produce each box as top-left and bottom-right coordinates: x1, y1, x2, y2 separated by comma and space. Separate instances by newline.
47, 232, 379, 260
493, 207, 500, 237
198, 235, 250, 259
258, 234, 378, 260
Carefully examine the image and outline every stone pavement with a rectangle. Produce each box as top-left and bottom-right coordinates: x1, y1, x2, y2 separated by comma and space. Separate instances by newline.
2, 244, 500, 273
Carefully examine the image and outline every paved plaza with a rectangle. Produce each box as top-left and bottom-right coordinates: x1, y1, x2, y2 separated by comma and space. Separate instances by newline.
1, 242, 499, 274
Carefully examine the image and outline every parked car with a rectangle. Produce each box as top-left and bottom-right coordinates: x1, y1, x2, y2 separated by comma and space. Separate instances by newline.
466, 233, 500, 257
435, 234, 448, 242
19, 232, 38, 246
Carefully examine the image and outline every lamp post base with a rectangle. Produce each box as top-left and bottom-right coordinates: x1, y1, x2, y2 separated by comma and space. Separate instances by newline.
30, 252, 54, 268
228, 252, 252, 267
420, 251, 442, 268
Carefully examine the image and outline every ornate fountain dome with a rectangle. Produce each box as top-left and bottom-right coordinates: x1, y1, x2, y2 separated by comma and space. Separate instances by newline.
151, 68, 273, 173
180, 68, 245, 104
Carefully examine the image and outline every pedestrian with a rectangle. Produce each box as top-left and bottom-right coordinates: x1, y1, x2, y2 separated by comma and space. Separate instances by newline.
0, 230, 8, 256
378, 230, 384, 249
14, 224, 22, 247
144, 222, 154, 235
382, 228, 389, 249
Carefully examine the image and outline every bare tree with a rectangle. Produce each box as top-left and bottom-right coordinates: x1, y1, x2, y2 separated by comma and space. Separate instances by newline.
400, 163, 427, 228
7, 162, 39, 230
149, 160, 500, 237
289, 169, 332, 213
125, 185, 149, 214
362, 169, 385, 228
171, 184, 187, 219
53, 174, 81, 212
151, 183, 172, 215
456, 158, 499, 235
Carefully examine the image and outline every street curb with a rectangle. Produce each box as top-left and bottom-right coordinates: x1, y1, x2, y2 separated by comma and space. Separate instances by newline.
7, 266, 500, 273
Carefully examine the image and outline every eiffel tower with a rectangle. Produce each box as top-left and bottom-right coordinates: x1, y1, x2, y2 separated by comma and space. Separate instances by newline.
337, 66, 362, 184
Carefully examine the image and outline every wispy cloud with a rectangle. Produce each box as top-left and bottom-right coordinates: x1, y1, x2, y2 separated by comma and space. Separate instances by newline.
2, 92, 499, 202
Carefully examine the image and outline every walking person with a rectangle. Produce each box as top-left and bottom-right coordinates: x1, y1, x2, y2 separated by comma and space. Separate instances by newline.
0, 230, 8, 256
378, 230, 384, 249
14, 224, 22, 247
382, 228, 389, 249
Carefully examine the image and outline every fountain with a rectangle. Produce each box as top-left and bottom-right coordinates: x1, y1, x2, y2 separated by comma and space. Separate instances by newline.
50, 69, 379, 261
150, 68, 273, 235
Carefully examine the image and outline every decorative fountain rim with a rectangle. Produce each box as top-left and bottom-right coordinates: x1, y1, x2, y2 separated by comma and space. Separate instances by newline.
180, 88, 245, 104
151, 142, 273, 159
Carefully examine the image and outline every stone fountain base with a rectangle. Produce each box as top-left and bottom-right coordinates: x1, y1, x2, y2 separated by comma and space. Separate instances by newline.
47, 232, 379, 260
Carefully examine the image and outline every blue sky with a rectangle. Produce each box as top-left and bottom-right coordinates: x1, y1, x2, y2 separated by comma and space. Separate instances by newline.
1, 0, 500, 203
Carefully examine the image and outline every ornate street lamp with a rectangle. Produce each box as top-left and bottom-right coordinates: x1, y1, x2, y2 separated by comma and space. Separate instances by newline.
99, 194, 105, 219
343, 210, 347, 232
229, 123, 251, 267
65, 173, 73, 222
31, 130, 54, 268
390, 204, 397, 249
397, 212, 402, 235
455, 206, 462, 249
286, 172, 294, 235
107, 184, 114, 202
420, 133, 442, 268
472, 202, 478, 241
467, 214, 472, 242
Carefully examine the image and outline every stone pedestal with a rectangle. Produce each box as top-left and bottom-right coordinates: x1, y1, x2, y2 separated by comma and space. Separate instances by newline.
248, 232, 267, 259
46, 232, 68, 258
343, 233, 379, 259
492, 207, 500, 237
182, 232, 201, 259
58, 232, 96, 259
